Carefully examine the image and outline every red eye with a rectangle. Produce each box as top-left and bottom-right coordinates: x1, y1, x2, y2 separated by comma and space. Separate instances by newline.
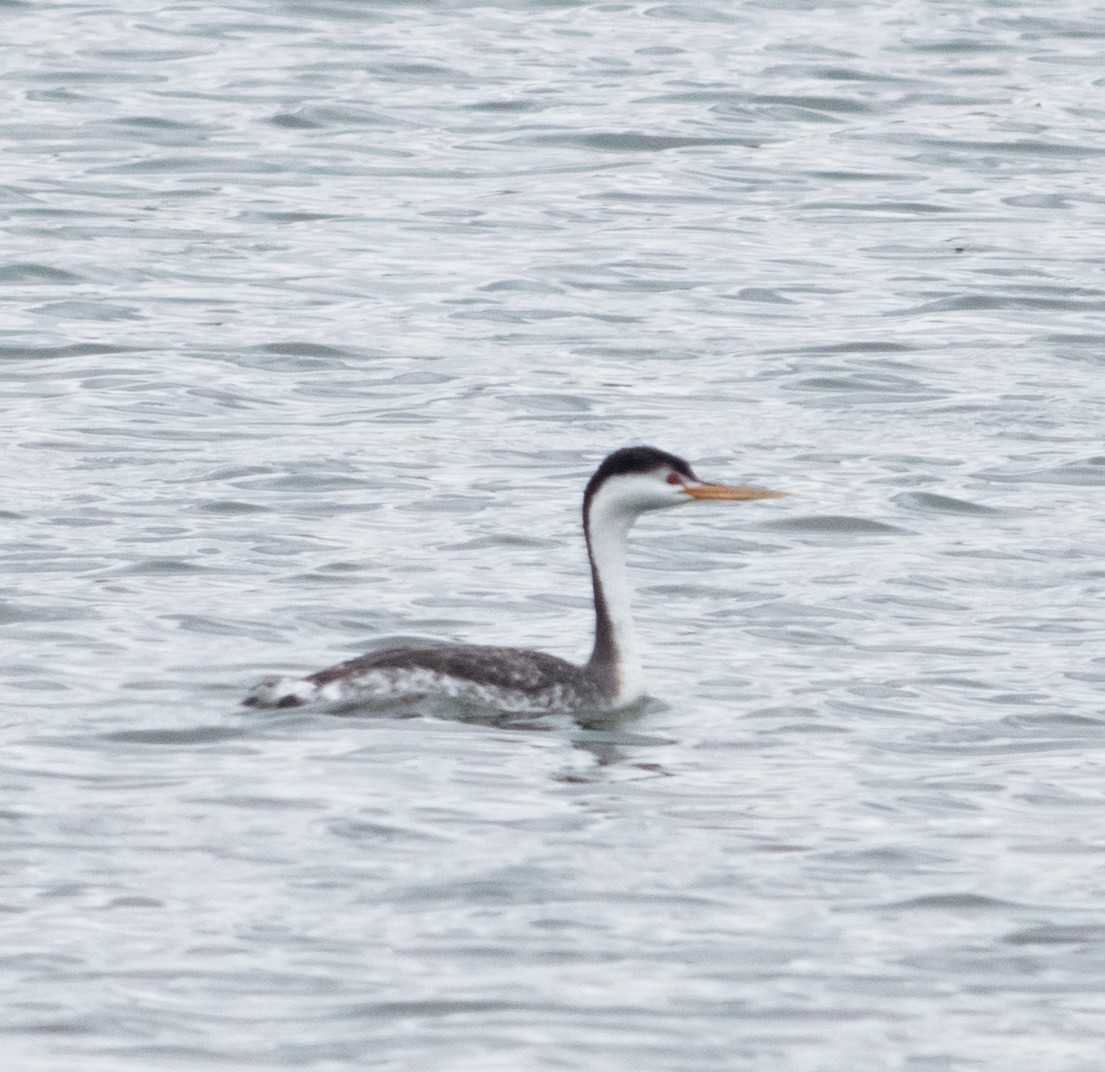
666, 472, 683, 485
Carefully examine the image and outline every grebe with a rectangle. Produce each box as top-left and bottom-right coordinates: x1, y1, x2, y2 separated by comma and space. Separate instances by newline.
243, 446, 785, 713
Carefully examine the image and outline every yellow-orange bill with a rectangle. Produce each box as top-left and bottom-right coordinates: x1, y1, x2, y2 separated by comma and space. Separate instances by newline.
682, 483, 789, 501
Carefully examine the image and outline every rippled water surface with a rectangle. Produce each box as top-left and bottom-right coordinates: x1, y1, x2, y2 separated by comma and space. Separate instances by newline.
4, 1, 1105, 1068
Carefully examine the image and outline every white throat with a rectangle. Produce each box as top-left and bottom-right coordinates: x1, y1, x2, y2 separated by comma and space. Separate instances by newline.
585, 490, 647, 706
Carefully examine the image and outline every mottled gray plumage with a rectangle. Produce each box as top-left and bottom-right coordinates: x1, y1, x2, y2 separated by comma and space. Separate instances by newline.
309, 644, 606, 709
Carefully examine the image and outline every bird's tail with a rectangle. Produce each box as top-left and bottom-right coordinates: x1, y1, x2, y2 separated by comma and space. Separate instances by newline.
241, 675, 318, 708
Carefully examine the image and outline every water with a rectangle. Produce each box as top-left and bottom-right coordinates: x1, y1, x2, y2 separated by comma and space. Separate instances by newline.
3, 1, 1105, 1068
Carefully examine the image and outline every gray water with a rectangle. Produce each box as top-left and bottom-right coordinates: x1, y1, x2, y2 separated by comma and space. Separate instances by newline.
4, 1, 1105, 1069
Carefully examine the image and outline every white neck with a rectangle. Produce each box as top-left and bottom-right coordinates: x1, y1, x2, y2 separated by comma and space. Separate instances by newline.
585, 493, 646, 706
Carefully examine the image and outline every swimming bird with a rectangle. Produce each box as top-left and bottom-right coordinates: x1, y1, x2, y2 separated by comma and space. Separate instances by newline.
243, 446, 785, 713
